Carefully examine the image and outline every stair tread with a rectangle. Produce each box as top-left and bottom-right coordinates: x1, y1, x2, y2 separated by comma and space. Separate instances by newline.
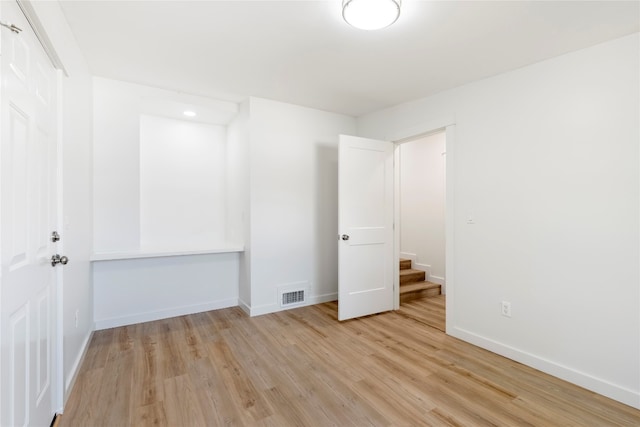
399, 281, 441, 294
399, 268, 424, 276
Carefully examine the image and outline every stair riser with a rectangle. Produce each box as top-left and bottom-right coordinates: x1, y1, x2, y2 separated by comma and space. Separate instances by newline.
400, 287, 441, 303
399, 259, 412, 270
400, 271, 425, 285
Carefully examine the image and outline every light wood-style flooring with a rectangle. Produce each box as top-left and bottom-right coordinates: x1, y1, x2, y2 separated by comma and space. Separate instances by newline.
60, 296, 640, 426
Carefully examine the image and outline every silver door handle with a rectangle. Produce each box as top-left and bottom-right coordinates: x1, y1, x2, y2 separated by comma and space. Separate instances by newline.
0, 21, 22, 34
51, 254, 69, 267
341, 234, 350, 241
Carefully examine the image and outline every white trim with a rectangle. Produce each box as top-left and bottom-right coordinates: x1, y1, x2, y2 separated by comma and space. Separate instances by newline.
428, 275, 445, 287
94, 298, 238, 330
413, 262, 429, 273
90, 246, 244, 261
62, 330, 92, 406
248, 292, 338, 317
414, 262, 446, 285
53, 66, 64, 415
16, 1, 67, 75
399, 252, 416, 265
393, 147, 401, 310
393, 123, 455, 311
386, 115, 455, 142
450, 326, 640, 410
237, 298, 251, 316
444, 125, 455, 330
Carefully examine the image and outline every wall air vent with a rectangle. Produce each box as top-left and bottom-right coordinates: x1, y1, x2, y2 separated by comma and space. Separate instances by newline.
281, 290, 305, 307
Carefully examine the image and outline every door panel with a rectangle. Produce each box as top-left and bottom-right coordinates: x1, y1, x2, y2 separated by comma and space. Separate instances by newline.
338, 135, 394, 321
9, 105, 29, 270
1, 1, 58, 425
36, 287, 50, 405
36, 128, 51, 259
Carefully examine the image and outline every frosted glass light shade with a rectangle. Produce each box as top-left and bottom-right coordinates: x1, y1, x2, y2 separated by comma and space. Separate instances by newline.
342, 0, 401, 30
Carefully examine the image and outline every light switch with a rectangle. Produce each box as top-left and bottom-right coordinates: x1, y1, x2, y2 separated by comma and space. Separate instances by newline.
467, 210, 476, 224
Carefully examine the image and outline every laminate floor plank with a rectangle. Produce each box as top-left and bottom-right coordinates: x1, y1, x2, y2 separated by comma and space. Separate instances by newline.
163, 374, 207, 427
189, 356, 244, 426
398, 295, 446, 332
59, 298, 640, 427
133, 401, 167, 427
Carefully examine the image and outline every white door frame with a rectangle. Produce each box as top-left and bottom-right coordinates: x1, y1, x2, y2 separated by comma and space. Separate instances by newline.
388, 118, 455, 334
53, 69, 64, 414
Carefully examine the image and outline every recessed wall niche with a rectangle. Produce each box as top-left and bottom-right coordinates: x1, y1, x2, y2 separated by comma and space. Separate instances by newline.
139, 114, 227, 250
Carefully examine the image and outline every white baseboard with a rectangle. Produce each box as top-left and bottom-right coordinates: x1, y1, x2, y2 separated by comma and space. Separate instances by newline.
450, 326, 640, 410
238, 298, 251, 316
411, 260, 445, 290
64, 329, 93, 404
399, 252, 416, 264
429, 274, 445, 286
94, 298, 238, 330
248, 292, 338, 317
414, 262, 429, 272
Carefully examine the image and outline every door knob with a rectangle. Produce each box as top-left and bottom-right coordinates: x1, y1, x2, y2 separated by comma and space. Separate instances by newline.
51, 254, 69, 267
341, 234, 350, 241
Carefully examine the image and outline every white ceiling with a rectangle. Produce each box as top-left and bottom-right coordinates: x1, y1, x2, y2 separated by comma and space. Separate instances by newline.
58, 0, 639, 117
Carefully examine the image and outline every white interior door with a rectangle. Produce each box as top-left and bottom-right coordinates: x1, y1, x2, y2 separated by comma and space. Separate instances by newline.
1, 1, 59, 426
338, 135, 394, 321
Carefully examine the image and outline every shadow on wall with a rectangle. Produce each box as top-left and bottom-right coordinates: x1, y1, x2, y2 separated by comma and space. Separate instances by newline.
315, 143, 339, 299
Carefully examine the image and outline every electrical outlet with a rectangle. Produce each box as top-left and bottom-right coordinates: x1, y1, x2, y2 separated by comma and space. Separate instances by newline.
501, 301, 511, 318
75, 309, 79, 328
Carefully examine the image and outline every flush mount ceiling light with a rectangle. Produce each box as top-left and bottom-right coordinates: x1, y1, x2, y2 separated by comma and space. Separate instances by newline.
183, 110, 196, 117
342, 0, 401, 30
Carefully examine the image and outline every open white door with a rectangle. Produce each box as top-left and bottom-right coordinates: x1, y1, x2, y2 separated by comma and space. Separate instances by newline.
338, 135, 394, 321
0, 1, 59, 426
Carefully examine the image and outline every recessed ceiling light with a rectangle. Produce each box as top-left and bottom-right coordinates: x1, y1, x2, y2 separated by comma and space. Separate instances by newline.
342, 0, 401, 31
183, 110, 196, 117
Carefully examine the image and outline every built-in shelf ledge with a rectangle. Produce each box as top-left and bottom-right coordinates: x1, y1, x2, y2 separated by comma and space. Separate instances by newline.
90, 246, 244, 262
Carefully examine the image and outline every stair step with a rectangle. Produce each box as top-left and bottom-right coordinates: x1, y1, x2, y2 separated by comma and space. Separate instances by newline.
400, 268, 425, 285
399, 258, 412, 270
400, 281, 441, 303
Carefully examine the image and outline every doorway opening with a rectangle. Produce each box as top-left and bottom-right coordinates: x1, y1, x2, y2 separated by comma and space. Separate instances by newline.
395, 130, 447, 331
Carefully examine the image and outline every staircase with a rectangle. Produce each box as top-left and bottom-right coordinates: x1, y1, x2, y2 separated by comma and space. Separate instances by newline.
399, 258, 441, 303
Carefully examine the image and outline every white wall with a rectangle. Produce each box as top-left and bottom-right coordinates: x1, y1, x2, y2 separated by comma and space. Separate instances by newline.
358, 33, 640, 408
93, 253, 239, 329
93, 78, 140, 251
30, 1, 94, 404
140, 114, 227, 249
92, 78, 238, 253
245, 97, 356, 315
227, 100, 251, 305
400, 132, 446, 285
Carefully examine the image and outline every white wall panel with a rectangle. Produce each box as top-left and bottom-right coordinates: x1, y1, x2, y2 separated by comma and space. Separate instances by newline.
93, 78, 141, 251
93, 253, 239, 329
140, 115, 227, 249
